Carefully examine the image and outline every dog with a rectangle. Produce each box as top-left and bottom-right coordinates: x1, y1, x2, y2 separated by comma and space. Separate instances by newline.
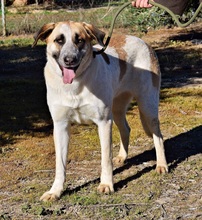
33, 21, 168, 201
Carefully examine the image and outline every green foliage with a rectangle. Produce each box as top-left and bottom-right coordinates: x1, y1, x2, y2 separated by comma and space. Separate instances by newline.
119, 1, 202, 33
120, 6, 173, 32
180, 0, 202, 23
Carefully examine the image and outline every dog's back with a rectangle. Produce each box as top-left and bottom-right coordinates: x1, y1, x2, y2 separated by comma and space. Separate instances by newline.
94, 34, 161, 101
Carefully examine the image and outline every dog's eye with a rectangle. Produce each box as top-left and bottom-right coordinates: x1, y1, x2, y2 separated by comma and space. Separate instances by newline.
74, 33, 85, 46
54, 34, 65, 45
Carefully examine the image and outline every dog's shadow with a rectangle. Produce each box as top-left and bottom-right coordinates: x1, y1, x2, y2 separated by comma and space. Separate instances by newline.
63, 125, 202, 196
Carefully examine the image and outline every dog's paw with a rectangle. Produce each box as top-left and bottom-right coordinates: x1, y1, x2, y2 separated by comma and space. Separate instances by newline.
113, 156, 126, 166
156, 165, 168, 174
97, 184, 114, 194
40, 191, 59, 202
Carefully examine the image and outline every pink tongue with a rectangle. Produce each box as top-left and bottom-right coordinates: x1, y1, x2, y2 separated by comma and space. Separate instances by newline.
62, 67, 76, 84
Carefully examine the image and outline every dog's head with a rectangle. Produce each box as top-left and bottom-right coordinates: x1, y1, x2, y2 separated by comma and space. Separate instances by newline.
33, 21, 105, 84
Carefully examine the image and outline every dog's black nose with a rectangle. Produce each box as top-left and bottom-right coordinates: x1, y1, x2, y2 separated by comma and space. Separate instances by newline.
64, 56, 77, 66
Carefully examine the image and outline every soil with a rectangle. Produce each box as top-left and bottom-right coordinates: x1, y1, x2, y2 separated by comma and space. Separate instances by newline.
0, 23, 202, 219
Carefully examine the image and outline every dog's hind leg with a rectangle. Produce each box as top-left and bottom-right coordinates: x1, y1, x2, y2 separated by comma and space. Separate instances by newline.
137, 97, 168, 174
112, 92, 132, 165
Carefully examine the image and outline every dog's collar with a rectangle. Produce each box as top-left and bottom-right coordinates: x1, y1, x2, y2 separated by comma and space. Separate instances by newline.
93, 36, 111, 58
93, 49, 110, 65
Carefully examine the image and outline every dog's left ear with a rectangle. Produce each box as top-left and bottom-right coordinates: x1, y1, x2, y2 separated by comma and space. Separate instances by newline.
82, 22, 105, 46
32, 23, 55, 47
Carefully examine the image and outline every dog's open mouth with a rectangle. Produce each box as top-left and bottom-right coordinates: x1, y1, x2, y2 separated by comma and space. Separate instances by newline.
62, 67, 76, 84
60, 58, 82, 84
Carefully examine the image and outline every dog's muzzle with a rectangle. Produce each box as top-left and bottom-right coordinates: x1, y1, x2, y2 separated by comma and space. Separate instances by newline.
58, 55, 80, 84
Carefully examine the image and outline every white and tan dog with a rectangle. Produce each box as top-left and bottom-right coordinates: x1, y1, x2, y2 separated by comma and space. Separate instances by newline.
33, 21, 168, 201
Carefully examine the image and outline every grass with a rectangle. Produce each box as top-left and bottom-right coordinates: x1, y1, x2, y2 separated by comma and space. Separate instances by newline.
1, 0, 202, 36
0, 36, 40, 47
0, 30, 202, 219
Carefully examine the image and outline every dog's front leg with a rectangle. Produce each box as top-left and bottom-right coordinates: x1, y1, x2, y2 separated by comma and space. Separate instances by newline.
97, 119, 114, 193
40, 120, 70, 201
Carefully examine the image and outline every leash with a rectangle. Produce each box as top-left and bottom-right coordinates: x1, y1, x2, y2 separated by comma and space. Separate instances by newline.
94, 0, 202, 56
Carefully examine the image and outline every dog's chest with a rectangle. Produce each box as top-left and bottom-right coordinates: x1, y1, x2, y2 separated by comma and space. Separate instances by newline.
47, 85, 107, 124
67, 105, 96, 124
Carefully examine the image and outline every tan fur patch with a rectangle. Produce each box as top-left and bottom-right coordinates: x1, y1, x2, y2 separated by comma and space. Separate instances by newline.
69, 22, 90, 42
46, 22, 68, 44
109, 35, 127, 81
113, 91, 132, 111
147, 44, 161, 88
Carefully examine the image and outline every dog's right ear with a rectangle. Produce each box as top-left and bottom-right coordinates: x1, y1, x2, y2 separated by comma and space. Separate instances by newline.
32, 23, 55, 47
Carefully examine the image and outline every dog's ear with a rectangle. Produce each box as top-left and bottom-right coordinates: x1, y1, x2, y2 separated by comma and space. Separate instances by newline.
32, 23, 55, 47
82, 22, 105, 46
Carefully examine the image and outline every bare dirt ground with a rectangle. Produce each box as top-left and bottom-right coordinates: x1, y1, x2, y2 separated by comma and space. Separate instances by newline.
0, 23, 202, 219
